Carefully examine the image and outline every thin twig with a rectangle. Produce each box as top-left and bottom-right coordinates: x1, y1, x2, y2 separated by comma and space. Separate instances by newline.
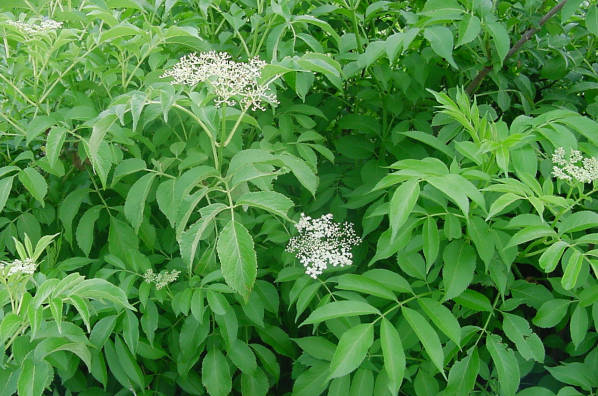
466, 0, 569, 95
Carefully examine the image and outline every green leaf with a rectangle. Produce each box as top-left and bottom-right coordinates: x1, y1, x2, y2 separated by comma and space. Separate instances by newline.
328, 376, 350, 396
140, 300, 159, 345
380, 318, 405, 394
129, 92, 146, 131
0, 176, 14, 214
293, 336, 336, 361
301, 301, 380, 326
76, 206, 102, 257
422, 217, 440, 265
33, 338, 92, 370
69, 295, 91, 333
100, 22, 142, 42
569, 304, 588, 349
349, 368, 374, 396
46, 126, 66, 168
506, 225, 556, 247
561, 0, 584, 21
91, 317, 118, 349
539, 240, 568, 273
546, 362, 594, 390
206, 289, 230, 316
418, 298, 461, 346
104, 338, 133, 389
114, 335, 145, 389
502, 313, 544, 362
292, 361, 330, 396
124, 173, 156, 233
18, 359, 51, 396
58, 188, 88, 243
156, 179, 177, 227
73, 278, 135, 310
558, 211, 598, 234
401, 130, 455, 158
486, 334, 520, 396
402, 306, 446, 379
587, 5, 598, 36
457, 14, 481, 47
227, 339, 257, 374
108, 216, 139, 259
467, 216, 495, 267
296, 52, 342, 89
486, 193, 523, 220
88, 114, 117, 180
235, 191, 294, 220
362, 269, 413, 294
389, 179, 420, 239
111, 158, 147, 187
26, 115, 56, 144
179, 203, 227, 268
202, 348, 232, 396
335, 274, 396, 300
122, 310, 139, 354
293, 15, 341, 47
217, 220, 258, 302
420, 0, 464, 19
445, 348, 479, 396
562, 248, 584, 290
329, 323, 374, 379
453, 289, 493, 312
424, 26, 458, 69
426, 175, 470, 216
241, 368, 269, 396
18, 168, 47, 205
485, 21, 510, 64
532, 299, 570, 328
442, 240, 477, 301
276, 153, 318, 196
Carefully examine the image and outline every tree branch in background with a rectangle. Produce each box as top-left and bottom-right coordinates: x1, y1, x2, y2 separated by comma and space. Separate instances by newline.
465, 0, 569, 95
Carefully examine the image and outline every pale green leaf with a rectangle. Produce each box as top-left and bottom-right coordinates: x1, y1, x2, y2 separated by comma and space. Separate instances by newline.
217, 220, 257, 301
402, 306, 446, 378
329, 323, 374, 379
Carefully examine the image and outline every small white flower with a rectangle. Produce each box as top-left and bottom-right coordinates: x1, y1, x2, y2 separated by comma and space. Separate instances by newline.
5, 18, 62, 35
0, 258, 36, 277
286, 213, 361, 279
160, 51, 278, 111
552, 147, 598, 183
143, 268, 180, 289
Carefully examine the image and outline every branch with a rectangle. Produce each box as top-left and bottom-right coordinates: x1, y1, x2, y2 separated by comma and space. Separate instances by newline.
465, 0, 569, 95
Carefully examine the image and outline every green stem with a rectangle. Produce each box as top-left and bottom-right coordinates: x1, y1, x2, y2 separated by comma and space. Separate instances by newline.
351, 9, 363, 53
551, 187, 597, 228
0, 73, 38, 108
471, 293, 501, 348
221, 106, 249, 147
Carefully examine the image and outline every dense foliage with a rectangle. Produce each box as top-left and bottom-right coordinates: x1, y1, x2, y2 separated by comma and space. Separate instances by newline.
1, 0, 597, 395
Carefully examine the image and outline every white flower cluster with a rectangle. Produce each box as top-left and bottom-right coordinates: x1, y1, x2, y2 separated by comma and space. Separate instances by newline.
143, 268, 180, 289
552, 147, 598, 183
286, 213, 361, 279
0, 258, 36, 277
5, 19, 63, 35
160, 51, 278, 110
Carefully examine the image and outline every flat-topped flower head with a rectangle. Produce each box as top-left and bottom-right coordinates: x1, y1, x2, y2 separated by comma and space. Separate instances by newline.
286, 213, 361, 279
0, 258, 36, 277
552, 147, 598, 183
5, 18, 63, 35
160, 51, 278, 110
143, 268, 180, 290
